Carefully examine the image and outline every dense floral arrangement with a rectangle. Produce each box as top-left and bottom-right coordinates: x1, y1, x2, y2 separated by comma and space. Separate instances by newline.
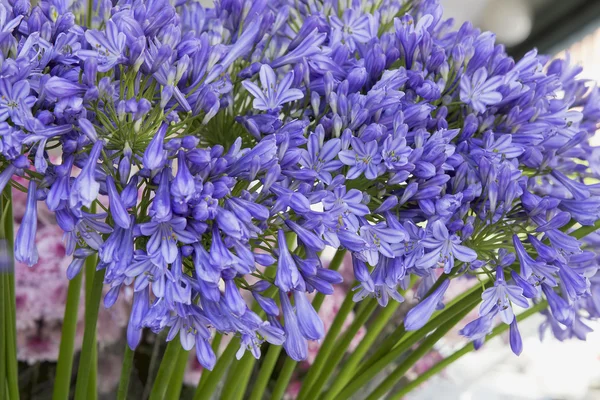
2, 0, 600, 397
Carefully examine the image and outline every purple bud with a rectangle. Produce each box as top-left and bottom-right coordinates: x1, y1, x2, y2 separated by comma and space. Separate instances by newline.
285, 220, 325, 251
293, 290, 324, 340
106, 176, 130, 229
352, 256, 374, 292
79, 118, 98, 142
196, 338, 216, 370
193, 243, 220, 283
69, 140, 104, 209
143, 123, 168, 171
405, 280, 451, 331
509, 319, 523, 356
510, 271, 537, 298
149, 169, 172, 222
541, 284, 573, 326
66, 257, 85, 280
171, 150, 195, 203
216, 208, 243, 240
280, 292, 308, 361
15, 181, 38, 266
275, 230, 302, 292
127, 289, 149, 350
375, 195, 398, 213
224, 278, 247, 316
253, 292, 279, 316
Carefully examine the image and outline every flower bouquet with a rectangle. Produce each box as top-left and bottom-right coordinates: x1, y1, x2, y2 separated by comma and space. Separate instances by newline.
2, 0, 600, 398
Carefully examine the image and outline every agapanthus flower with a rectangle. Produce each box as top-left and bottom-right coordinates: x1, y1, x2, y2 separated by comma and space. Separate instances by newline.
1, 0, 600, 370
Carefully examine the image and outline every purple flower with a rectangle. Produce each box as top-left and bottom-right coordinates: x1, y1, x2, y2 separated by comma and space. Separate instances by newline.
299, 132, 343, 184
480, 268, 529, 324
0, 79, 35, 125
338, 137, 382, 180
330, 9, 372, 51
138, 217, 197, 264
242, 64, 304, 111
460, 67, 503, 113
79, 20, 127, 72
417, 220, 477, 272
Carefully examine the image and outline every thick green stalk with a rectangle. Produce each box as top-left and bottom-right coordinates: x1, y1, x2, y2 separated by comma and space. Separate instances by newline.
324, 301, 400, 399
53, 265, 84, 399
5, 272, 18, 400
248, 344, 282, 400
0, 272, 6, 400
302, 299, 378, 399
149, 338, 184, 400
117, 345, 135, 400
392, 301, 548, 399
295, 293, 356, 399
221, 352, 254, 400
73, 266, 105, 399
364, 299, 481, 399
88, 345, 98, 400
165, 348, 189, 400
336, 289, 482, 399
270, 357, 297, 400
192, 337, 239, 400
1, 188, 18, 400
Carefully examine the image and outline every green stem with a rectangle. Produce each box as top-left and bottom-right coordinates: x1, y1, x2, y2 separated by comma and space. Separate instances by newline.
1, 188, 18, 400
295, 293, 357, 399
302, 299, 378, 399
358, 279, 483, 375
336, 288, 482, 399
324, 301, 400, 399
142, 334, 164, 400
192, 337, 239, 400
149, 338, 184, 400
270, 357, 296, 400
86, 0, 93, 27
248, 344, 282, 400
221, 352, 254, 400
53, 267, 84, 399
0, 273, 6, 400
364, 298, 482, 400
392, 301, 548, 399
88, 345, 97, 400
73, 265, 105, 399
117, 345, 135, 400
165, 348, 189, 400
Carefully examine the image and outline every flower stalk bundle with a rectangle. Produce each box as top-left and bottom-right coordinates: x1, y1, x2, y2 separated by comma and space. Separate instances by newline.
1, 0, 600, 398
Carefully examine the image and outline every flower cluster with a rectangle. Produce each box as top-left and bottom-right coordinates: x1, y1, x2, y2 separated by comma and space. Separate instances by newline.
3, 0, 600, 369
